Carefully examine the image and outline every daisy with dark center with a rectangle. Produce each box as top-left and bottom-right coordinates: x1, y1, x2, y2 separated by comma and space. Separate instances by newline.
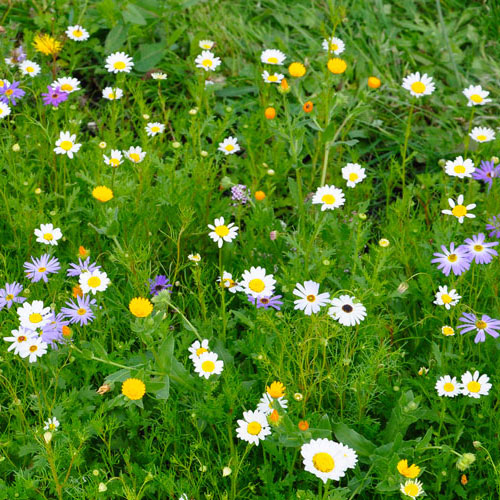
41, 85, 68, 107
457, 313, 500, 343
60, 294, 97, 326
431, 242, 471, 276
471, 160, 499, 190
24, 254, 61, 283
0, 81, 25, 106
248, 294, 283, 310
462, 233, 498, 264
148, 275, 173, 296
328, 295, 367, 326
486, 214, 500, 239
0, 282, 26, 310
66, 257, 101, 277
4, 327, 35, 355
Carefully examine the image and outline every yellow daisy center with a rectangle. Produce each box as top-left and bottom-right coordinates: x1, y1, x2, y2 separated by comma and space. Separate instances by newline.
77, 308, 87, 316
321, 194, 335, 204
151, 126, 160, 132
247, 421, 262, 435
38, 267, 46, 273
476, 320, 487, 329
87, 276, 101, 288
447, 254, 457, 262
330, 43, 338, 51
470, 94, 483, 103
443, 382, 455, 392
49, 423, 56, 430
349, 173, 358, 181
473, 244, 483, 252
312, 452, 335, 473
441, 294, 452, 304
452, 205, 467, 217
129, 153, 141, 162
249, 278, 265, 293
110, 158, 120, 166
467, 381, 481, 393
108, 92, 116, 99
442, 327, 454, 336
306, 294, 316, 302
196, 347, 208, 356
29, 313, 43, 323
267, 57, 278, 63
454, 165, 465, 174
29, 345, 38, 352
410, 81, 426, 94
476, 134, 487, 141
44, 233, 53, 240
59, 140, 73, 151
215, 225, 229, 237
114, 61, 126, 70
26, 66, 34, 72
61, 83, 72, 91
73, 29, 83, 37
201, 360, 215, 372
225, 144, 235, 151
268, 75, 278, 82
202, 59, 213, 67
403, 483, 419, 496
18, 335, 27, 342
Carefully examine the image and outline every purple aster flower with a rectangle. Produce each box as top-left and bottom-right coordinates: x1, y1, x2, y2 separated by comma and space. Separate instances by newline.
486, 215, 500, 239
61, 294, 96, 326
148, 275, 173, 296
41, 312, 69, 346
24, 254, 61, 283
462, 233, 498, 264
431, 242, 471, 276
9, 46, 26, 64
231, 184, 250, 205
0, 81, 25, 106
248, 294, 283, 310
457, 312, 500, 343
0, 282, 26, 310
471, 160, 500, 190
41, 85, 68, 108
66, 257, 100, 277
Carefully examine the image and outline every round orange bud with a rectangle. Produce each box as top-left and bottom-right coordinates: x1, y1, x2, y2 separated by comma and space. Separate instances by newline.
255, 190, 266, 201
288, 62, 306, 77
461, 474, 468, 486
280, 78, 289, 91
270, 410, 279, 423
303, 101, 313, 113
265, 107, 276, 119
327, 58, 347, 74
368, 76, 381, 89
298, 420, 309, 431
62, 325, 72, 338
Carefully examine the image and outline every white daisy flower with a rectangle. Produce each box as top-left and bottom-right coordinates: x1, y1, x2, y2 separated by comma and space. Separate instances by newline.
293, 280, 330, 316
44, 417, 60, 431
193, 351, 224, 379
124, 146, 146, 163
322, 37, 345, 54
218, 136, 240, 155
66, 25, 89, 41
34, 223, 62, 246
17, 300, 52, 331
0, 79, 10, 88
402, 72, 435, 98
342, 163, 366, 188
444, 156, 475, 178
0, 102, 11, 119
461, 370, 491, 399
188, 339, 210, 362
337, 443, 358, 470
435, 375, 462, 397
441, 326, 455, 336
240, 266, 276, 298
19, 337, 48, 363
199, 40, 215, 50
51, 76, 81, 93
145, 122, 165, 137
102, 87, 123, 100
469, 126, 495, 143
400, 479, 425, 499
236, 410, 271, 446
4, 327, 35, 355
188, 253, 201, 264
301, 438, 353, 483
195, 50, 221, 72
151, 72, 167, 80
217, 271, 243, 293
260, 49, 286, 65
256, 393, 288, 416
441, 194, 476, 223
103, 149, 123, 167
312, 185, 345, 211
433, 285, 461, 310
262, 70, 284, 84
54, 131, 81, 159
105, 52, 134, 73
463, 85, 491, 107
328, 295, 367, 326
20, 60, 41, 77
207, 217, 239, 248
79, 270, 110, 295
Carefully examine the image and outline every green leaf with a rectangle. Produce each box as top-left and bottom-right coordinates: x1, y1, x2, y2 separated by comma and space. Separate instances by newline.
156, 335, 175, 373
150, 375, 170, 400
122, 4, 147, 25
332, 422, 376, 457
105, 23, 128, 53
134, 43, 167, 72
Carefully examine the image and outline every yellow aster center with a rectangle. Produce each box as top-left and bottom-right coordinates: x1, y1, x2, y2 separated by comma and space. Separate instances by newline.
29, 345, 38, 352
5, 89, 13, 96
196, 347, 208, 356
77, 308, 87, 315
442, 327, 454, 336
403, 484, 419, 496
110, 158, 120, 166
476, 320, 487, 329
38, 267, 46, 272
473, 244, 483, 252
441, 294, 452, 304
26, 66, 34, 72
114, 61, 126, 70
201, 360, 215, 372
5, 294, 14, 300
267, 57, 278, 63
321, 194, 335, 204
443, 382, 455, 392
306, 294, 316, 302
348, 173, 358, 181
129, 153, 141, 162
225, 144, 235, 151
87, 276, 101, 288
452, 205, 467, 217
312, 452, 335, 473
73, 29, 83, 37
29, 313, 43, 323
470, 94, 483, 103
44, 233, 53, 240
215, 225, 229, 237
249, 278, 265, 293
61, 83, 72, 91
151, 126, 160, 132
447, 254, 457, 262
18, 335, 27, 342
247, 421, 262, 435
268, 75, 278, 82
202, 59, 213, 67
330, 43, 338, 51
476, 134, 487, 141
60, 140, 73, 151
454, 165, 466, 174
467, 381, 481, 393
410, 81, 425, 94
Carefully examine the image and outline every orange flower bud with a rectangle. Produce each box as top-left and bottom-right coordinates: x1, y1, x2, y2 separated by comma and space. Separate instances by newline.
461, 474, 468, 486
78, 246, 90, 258
368, 76, 381, 89
255, 190, 266, 201
72, 285, 83, 298
270, 409, 279, 423
303, 101, 313, 113
298, 420, 309, 431
265, 107, 276, 119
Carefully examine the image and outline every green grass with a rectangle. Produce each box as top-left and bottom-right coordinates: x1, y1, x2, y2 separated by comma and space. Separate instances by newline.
0, 0, 499, 499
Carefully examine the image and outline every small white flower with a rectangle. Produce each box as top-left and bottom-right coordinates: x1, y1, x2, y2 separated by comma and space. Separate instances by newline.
51, 76, 81, 93
463, 85, 491, 107
66, 25, 90, 41
218, 137, 240, 155
124, 146, 146, 163
102, 87, 123, 100
256, 392, 288, 416
469, 126, 495, 143
20, 60, 41, 77
293, 280, 330, 316
17, 301, 52, 331
195, 50, 221, 72
105, 52, 134, 73
199, 40, 215, 50
4, 327, 35, 355
444, 156, 475, 178
19, 337, 48, 363
435, 375, 462, 397
312, 185, 345, 211
207, 217, 239, 248
441, 194, 476, 223
402, 72, 435, 98
43, 417, 60, 431
145, 122, 165, 137
262, 70, 284, 84
217, 271, 243, 293
193, 351, 224, 379
461, 370, 491, 398
54, 131, 81, 159
433, 285, 461, 310
0, 102, 11, 119
103, 149, 123, 167
240, 266, 276, 298
341, 163, 366, 188
188, 253, 201, 264
400, 479, 425, 499
79, 270, 110, 295
322, 37, 345, 54
236, 410, 271, 445
34, 223, 62, 246
188, 339, 210, 362
151, 72, 167, 80
260, 49, 286, 65
328, 295, 367, 326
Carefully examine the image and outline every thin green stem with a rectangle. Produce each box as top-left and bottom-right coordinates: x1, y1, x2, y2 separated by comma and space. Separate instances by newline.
401, 102, 415, 190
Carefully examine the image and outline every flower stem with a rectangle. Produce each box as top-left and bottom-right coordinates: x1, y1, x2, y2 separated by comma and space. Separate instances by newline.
401, 102, 415, 190
464, 107, 475, 157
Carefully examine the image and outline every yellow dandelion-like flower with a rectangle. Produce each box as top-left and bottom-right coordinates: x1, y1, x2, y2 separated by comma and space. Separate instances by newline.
33, 34, 62, 56
266, 381, 285, 398
397, 459, 421, 479
92, 186, 114, 202
121, 378, 146, 400
327, 58, 347, 74
288, 62, 306, 78
129, 297, 153, 318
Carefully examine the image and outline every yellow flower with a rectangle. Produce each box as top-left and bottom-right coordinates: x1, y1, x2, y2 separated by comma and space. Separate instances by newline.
397, 459, 421, 479
33, 34, 62, 55
122, 378, 146, 400
327, 58, 347, 74
92, 185, 114, 202
266, 381, 285, 398
379, 238, 390, 247
129, 297, 153, 317
288, 62, 306, 77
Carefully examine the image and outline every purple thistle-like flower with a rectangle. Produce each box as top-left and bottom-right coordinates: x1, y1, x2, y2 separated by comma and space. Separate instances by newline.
41, 85, 68, 108
24, 254, 61, 283
231, 184, 250, 205
61, 294, 96, 326
462, 233, 498, 264
471, 160, 500, 190
248, 294, 283, 310
431, 242, 471, 276
457, 312, 500, 343
66, 257, 100, 277
0, 282, 26, 310
486, 215, 500, 239
0, 81, 25, 106
148, 275, 173, 296
41, 312, 69, 346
